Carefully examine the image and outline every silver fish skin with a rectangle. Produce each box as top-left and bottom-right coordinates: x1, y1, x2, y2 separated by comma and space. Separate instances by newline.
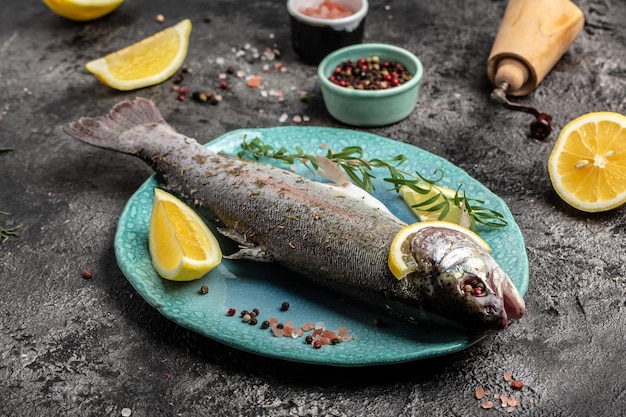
63, 98, 524, 331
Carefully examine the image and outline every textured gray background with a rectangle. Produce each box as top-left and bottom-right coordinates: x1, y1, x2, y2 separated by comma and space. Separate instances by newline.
1, 0, 625, 416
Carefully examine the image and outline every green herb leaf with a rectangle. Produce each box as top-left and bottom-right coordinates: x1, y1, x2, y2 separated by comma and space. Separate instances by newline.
238, 137, 508, 228
0, 211, 20, 243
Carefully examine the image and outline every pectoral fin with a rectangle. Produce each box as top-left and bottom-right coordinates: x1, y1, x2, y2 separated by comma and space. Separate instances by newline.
217, 227, 275, 262
224, 247, 275, 262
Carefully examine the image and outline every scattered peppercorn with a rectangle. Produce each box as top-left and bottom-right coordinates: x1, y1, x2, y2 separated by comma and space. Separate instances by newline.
242, 313, 251, 323
305, 335, 313, 344
249, 317, 258, 325
312, 340, 322, 349
220, 81, 229, 90
252, 308, 260, 316
226, 66, 235, 74
199, 285, 209, 295
280, 301, 290, 311
81, 269, 93, 279
276, 323, 284, 329
261, 320, 270, 329
226, 308, 236, 316
462, 278, 487, 296
177, 86, 189, 101
156, 14, 165, 23
328, 56, 412, 90
203, 15, 212, 23
240, 309, 249, 317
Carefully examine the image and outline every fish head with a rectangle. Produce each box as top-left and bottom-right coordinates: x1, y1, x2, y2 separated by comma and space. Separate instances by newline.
434, 255, 519, 330
410, 228, 525, 331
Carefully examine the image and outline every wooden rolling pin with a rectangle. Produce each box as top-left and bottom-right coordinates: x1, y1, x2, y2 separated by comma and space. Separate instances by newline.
487, 0, 585, 97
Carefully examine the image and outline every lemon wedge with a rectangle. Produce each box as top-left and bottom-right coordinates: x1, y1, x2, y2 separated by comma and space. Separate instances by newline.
85, 19, 191, 91
388, 220, 491, 280
399, 185, 476, 229
149, 188, 222, 281
43, 0, 124, 21
548, 111, 626, 212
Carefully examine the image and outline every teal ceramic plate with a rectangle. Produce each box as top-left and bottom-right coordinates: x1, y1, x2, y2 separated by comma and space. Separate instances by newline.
114, 127, 529, 366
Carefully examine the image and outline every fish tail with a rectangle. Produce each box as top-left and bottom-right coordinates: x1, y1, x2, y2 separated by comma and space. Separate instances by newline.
63, 97, 166, 154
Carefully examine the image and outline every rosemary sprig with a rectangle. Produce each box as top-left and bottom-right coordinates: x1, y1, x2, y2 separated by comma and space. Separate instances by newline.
0, 211, 20, 243
1, 148, 21, 243
238, 137, 507, 228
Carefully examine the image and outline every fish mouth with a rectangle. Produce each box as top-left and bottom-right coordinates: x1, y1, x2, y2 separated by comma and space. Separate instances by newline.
478, 265, 526, 328
460, 274, 509, 329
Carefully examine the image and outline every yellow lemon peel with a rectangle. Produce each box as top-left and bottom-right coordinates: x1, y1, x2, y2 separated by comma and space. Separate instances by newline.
85, 19, 191, 91
43, 0, 124, 21
149, 188, 222, 281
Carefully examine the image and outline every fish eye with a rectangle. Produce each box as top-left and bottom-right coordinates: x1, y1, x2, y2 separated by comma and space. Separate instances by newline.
484, 305, 497, 316
460, 276, 487, 297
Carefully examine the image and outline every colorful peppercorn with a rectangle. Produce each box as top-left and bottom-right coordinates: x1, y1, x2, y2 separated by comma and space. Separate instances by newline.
328, 56, 412, 90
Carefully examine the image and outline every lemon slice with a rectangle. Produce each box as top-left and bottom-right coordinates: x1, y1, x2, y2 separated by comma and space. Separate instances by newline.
149, 188, 222, 281
85, 19, 191, 91
43, 0, 124, 21
388, 220, 491, 280
548, 112, 626, 212
399, 185, 475, 229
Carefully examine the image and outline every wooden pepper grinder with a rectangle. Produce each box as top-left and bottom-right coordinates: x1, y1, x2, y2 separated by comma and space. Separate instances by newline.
487, 0, 585, 139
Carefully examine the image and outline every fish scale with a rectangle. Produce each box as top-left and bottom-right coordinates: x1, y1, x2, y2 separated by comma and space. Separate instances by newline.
64, 97, 525, 332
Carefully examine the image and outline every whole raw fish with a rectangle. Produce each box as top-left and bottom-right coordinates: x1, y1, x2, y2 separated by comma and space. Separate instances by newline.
64, 98, 524, 331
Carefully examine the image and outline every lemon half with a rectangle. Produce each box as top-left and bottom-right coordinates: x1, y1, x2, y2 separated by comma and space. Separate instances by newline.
43, 0, 124, 21
548, 111, 626, 212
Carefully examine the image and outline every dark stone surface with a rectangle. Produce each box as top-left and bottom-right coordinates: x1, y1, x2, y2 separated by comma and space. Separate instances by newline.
1, 0, 625, 416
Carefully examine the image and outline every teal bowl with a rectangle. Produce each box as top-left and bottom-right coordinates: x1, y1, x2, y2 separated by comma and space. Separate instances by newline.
317, 43, 423, 127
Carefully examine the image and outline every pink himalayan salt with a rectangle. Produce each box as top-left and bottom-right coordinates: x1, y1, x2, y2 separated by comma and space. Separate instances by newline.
299, 0, 355, 19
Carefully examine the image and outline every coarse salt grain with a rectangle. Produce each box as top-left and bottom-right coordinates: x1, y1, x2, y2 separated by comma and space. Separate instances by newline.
247, 75, 262, 88
507, 397, 520, 407
511, 380, 525, 390
475, 385, 485, 400
278, 113, 288, 123
481, 401, 494, 409
121, 408, 132, 417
